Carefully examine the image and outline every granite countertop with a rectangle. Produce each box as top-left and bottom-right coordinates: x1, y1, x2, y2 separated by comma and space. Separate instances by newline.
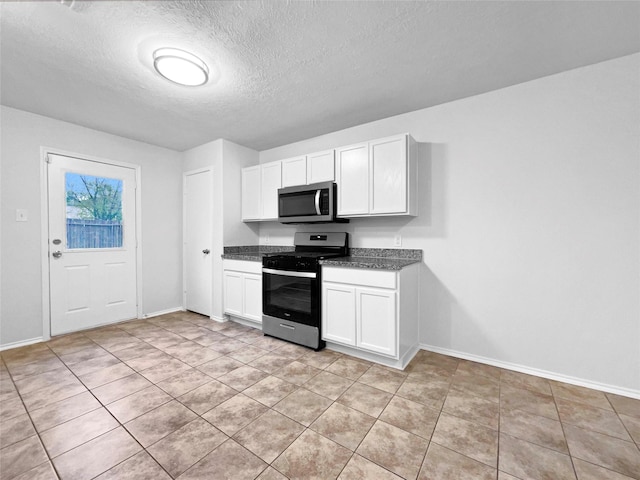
222, 246, 422, 270
319, 256, 421, 270
319, 248, 422, 270
222, 245, 293, 262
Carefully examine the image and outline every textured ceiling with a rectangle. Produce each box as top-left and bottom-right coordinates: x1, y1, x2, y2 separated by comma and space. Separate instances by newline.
1, 1, 639, 152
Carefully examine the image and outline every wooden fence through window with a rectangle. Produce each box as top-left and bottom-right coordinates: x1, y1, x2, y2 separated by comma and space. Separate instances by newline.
66, 219, 123, 248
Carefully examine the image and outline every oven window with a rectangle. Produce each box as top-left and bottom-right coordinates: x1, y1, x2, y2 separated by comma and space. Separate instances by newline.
263, 272, 318, 327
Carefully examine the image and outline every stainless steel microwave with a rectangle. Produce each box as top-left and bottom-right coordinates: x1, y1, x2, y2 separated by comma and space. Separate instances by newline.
278, 182, 347, 224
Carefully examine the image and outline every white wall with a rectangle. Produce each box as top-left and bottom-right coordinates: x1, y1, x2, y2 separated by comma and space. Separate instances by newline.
182, 139, 259, 321
259, 54, 640, 394
0, 106, 184, 346
221, 139, 260, 246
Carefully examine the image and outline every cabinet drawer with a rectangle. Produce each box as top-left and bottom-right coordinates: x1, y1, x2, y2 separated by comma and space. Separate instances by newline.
322, 267, 396, 289
223, 259, 262, 275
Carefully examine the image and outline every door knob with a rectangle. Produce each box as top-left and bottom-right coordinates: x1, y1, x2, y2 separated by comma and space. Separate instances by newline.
202, 249, 210, 254
52, 251, 62, 258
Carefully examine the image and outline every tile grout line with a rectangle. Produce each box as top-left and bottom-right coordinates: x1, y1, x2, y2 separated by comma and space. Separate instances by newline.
4, 315, 639, 480
496, 369, 502, 480
57, 315, 238, 479
551, 386, 580, 480
43, 337, 147, 480
8, 319, 207, 479
2, 344, 64, 480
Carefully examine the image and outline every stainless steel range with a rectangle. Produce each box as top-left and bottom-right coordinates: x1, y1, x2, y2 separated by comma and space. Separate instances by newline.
262, 232, 349, 350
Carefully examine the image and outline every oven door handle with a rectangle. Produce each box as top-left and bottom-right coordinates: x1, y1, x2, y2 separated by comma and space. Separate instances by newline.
262, 268, 317, 279
314, 189, 321, 215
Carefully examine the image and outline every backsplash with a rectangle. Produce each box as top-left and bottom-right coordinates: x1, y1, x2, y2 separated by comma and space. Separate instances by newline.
223, 245, 293, 255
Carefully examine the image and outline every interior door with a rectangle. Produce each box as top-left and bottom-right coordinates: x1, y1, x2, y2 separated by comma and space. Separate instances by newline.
184, 169, 212, 316
48, 153, 137, 336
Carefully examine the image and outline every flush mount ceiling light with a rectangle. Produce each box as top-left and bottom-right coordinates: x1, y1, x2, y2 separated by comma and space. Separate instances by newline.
153, 48, 209, 86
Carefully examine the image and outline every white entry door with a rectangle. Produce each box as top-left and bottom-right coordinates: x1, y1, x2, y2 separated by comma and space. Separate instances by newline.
184, 169, 212, 316
48, 154, 138, 336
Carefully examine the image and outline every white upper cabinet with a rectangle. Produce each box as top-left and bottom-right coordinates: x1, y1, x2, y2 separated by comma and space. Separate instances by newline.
241, 165, 261, 221
241, 134, 416, 221
281, 156, 307, 187
336, 142, 369, 215
306, 149, 335, 184
370, 136, 407, 215
281, 150, 335, 187
336, 134, 416, 217
260, 161, 282, 220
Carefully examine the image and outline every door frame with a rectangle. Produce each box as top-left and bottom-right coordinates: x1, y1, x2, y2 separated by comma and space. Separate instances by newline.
40, 147, 143, 340
182, 167, 214, 317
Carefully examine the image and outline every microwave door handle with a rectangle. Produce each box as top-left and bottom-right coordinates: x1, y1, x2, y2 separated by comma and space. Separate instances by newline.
314, 190, 321, 215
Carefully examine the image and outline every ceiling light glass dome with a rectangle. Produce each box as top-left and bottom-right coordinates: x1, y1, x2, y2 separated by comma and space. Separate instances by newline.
153, 48, 209, 86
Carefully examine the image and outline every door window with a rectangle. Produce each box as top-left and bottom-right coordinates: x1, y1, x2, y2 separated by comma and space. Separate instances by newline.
65, 172, 123, 249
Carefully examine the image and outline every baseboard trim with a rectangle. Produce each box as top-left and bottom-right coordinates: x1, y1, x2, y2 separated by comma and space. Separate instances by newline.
142, 307, 184, 319
224, 315, 262, 330
420, 343, 640, 400
0, 337, 44, 352
326, 342, 412, 370
211, 315, 227, 323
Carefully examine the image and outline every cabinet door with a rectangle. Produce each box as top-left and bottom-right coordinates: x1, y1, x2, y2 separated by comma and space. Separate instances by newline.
243, 273, 263, 323
369, 135, 407, 214
307, 150, 335, 184
357, 287, 397, 356
223, 271, 244, 317
322, 283, 356, 346
241, 166, 261, 221
336, 143, 369, 215
261, 161, 282, 220
281, 156, 307, 187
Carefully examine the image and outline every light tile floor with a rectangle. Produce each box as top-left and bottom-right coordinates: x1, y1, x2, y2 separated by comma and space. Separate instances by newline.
1, 311, 639, 480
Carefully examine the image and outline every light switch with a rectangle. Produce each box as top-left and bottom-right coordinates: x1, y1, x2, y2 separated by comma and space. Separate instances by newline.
16, 209, 28, 222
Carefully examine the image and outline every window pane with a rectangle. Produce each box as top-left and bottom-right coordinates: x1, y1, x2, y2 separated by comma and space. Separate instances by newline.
65, 173, 123, 248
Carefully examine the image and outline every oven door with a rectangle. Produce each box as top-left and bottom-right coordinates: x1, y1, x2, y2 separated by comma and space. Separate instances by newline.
262, 268, 319, 327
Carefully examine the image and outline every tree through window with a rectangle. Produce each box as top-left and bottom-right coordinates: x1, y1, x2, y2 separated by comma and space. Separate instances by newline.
65, 173, 123, 248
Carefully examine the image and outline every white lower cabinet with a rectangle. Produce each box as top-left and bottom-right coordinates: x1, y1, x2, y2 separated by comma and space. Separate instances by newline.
322, 264, 419, 366
322, 283, 357, 346
223, 270, 244, 317
242, 273, 262, 322
357, 287, 396, 356
223, 260, 262, 324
